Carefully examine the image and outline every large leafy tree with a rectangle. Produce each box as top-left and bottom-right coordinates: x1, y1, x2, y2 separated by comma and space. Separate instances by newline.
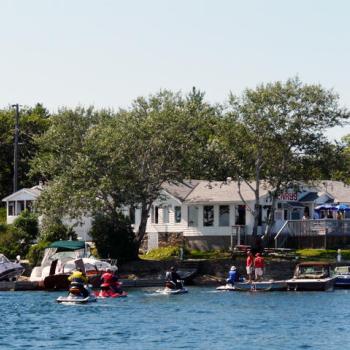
0, 104, 50, 200
220, 78, 349, 237
33, 91, 218, 259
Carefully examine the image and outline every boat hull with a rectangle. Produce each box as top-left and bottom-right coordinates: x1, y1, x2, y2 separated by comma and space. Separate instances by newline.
217, 281, 287, 292
286, 277, 335, 291
334, 276, 350, 288
0, 266, 25, 281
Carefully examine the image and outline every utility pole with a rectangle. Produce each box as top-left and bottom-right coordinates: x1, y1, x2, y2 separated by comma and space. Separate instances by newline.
12, 104, 19, 193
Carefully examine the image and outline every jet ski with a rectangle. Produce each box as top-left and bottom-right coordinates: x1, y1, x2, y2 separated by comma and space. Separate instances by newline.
159, 280, 188, 295
95, 282, 128, 298
56, 283, 97, 304
216, 284, 236, 291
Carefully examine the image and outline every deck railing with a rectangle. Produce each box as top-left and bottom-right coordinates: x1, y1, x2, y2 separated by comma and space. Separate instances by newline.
274, 219, 350, 249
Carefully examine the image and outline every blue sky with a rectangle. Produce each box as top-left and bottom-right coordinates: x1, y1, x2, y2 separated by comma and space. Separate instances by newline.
1, 0, 349, 140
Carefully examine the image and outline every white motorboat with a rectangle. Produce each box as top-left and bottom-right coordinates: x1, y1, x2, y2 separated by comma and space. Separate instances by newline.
0, 254, 25, 281
286, 262, 335, 291
216, 280, 287, 292
30, 240, 117, 289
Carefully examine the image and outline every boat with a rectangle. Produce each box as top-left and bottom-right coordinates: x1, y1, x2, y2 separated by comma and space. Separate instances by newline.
56, 283, 97, 304
333, 266, 350, 288
30, 240, 117, 289
216, 280, 287, 292
0, 254, 25, 281
286, 262, 335, 291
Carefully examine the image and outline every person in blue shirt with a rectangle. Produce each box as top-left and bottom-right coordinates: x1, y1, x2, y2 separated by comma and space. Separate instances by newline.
226, 266, 239, 286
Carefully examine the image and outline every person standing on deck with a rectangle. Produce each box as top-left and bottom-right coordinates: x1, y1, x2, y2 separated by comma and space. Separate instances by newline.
254, 253, 265, 281
246, 250, 254, 283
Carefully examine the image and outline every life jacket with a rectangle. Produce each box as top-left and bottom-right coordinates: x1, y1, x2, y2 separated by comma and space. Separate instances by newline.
68, 271, 88, 284
101, 272, 114, 284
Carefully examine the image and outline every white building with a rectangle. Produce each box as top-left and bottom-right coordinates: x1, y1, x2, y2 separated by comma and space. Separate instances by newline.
3, 180, 350, 250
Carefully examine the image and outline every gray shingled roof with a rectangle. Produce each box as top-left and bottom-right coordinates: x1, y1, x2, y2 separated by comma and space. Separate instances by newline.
315, 181, 350, 203
162, 180, 200, 201
184, 180, 271, 203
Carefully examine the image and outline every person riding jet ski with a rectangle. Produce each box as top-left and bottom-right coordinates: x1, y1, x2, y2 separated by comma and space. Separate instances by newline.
226, 266, 239, 286
68, 268, 89, 298
165, 266, 183, 289
100, 268, 123, 294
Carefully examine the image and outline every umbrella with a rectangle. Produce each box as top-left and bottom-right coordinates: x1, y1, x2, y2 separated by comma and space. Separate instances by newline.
314, 204, 336, 211
335, 204, 350, 211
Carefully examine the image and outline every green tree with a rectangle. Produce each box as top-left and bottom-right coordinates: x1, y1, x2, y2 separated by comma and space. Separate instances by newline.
0, 104, 50, 200
222, 78, 349, 237
0, 209, 39, 259
33, 90, 219, 258
90, 213, 137, 262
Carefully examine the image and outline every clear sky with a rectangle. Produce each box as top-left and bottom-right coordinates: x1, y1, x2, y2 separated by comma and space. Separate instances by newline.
1, 0, 349, 140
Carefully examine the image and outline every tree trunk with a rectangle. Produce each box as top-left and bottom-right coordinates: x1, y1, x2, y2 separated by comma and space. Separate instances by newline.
135, 202, 151, 253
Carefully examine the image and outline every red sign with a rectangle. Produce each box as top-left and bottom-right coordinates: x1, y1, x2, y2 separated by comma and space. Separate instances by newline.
278, 192, 298, 201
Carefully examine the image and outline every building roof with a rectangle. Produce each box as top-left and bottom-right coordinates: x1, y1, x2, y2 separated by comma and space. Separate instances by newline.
184, 180, 271, 204
299, 192, 319, 202
162, 180, 200, 201
316, 181, 350, 204
2, 185, 43, 202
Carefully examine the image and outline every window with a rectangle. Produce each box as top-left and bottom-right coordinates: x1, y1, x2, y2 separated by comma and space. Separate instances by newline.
188, 206, 198, 227
163, 206, 169, 223
18, 201, 24, 214
175, 206, 181, 223
203, 206, 214, 226
219, 205, 230, 226
129, 206, 135, 224
25, 200, 33, 212
8, 201, 15, 216
151, 206, 159, 224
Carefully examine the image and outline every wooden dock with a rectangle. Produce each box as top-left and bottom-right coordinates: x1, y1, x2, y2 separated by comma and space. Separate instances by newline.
0, 281, 40, 291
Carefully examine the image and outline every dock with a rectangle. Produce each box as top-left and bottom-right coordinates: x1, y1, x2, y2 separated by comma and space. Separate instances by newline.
0, 281, 40, 291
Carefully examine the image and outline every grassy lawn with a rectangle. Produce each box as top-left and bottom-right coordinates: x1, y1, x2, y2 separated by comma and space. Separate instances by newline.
296, 249, 350, 261
140, 246, 231, 261
140, 246, 350, 262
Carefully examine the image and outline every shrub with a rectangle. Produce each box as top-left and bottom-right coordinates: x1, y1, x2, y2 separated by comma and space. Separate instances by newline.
90, 212, 137, 263
27, 241, 50, 266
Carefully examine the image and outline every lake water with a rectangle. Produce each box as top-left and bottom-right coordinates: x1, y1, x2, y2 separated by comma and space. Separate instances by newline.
1, 287, 350, 350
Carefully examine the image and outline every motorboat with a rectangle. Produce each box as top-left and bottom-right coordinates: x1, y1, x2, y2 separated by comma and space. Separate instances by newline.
216, 280, 287, 292
57, 283, 97, 304
333, 266, 350, 288
0, 254, 25, 281
30, 240, 117, 289
286, 262, 335, 291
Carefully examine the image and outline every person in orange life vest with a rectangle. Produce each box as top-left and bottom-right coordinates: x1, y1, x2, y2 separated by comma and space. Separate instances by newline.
254, 253, 265, 281
246, 250, 254, 283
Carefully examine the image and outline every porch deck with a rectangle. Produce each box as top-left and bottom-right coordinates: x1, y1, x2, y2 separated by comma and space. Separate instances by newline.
274, 219, 350, 249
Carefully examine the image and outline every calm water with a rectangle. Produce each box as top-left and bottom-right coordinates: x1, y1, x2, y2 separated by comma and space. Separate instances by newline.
1, 287, 350, 350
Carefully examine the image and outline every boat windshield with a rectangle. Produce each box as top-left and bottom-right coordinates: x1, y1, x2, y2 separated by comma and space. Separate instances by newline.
297, 265, 329, 279
40, 248, 87, 267
334, 266, 350, 275
0, 254, 10, 264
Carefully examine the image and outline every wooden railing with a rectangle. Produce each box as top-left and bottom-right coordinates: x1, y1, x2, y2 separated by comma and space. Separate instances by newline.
274, 219, 350, 248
